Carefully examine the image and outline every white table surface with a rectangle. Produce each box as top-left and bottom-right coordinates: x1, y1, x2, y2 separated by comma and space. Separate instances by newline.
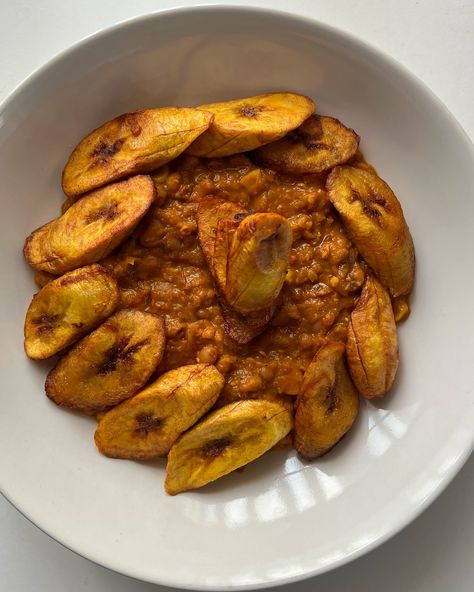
1, 1, 473, 591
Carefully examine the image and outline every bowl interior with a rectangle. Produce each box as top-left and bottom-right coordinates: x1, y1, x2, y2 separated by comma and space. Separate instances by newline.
0, 7, 473, 590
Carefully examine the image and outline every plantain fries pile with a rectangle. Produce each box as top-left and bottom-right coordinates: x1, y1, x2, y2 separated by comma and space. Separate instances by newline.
22, 92, 415, 494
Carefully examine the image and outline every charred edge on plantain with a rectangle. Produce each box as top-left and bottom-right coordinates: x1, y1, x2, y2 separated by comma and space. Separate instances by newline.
201, 436, 233, 458
97, 337, 150, 375
135, 412, 163, 435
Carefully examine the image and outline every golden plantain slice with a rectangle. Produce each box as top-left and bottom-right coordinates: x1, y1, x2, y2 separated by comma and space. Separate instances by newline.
254, 114, 359, 174
46, 309, 165, 411
61, 194, 79, 214
219, 297, 278, 345
326, 166, 415, 297
392, 295, 410, 323
24, 264, 118, 360
24, 175, 155, 275
94, 364, 224, 459
347, 149, 378, 174
34, 270, 57, 288
197, 197, 243, 293
226, 212, 292, 313
165, 399, 293, 494
346, 275, 399, 398
62, 108, 213, 196
294, 341, 359, 459
197, 199, 287, 342
187, 93, 315, 158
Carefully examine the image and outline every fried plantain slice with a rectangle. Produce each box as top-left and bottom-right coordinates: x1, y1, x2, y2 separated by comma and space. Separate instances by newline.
254, 114, 359, 174
226, 212, 292, 313
219, 297, 278, 344
197, 197, 243, 292
326, 166, 415, 297
197, 199, 287, 342
46, 309, 165, 411
24, 264, 118, 360
347, 149, 378, 174
61, 194, 79, 214
187, 93, 315, 158
294, 341, 359, 459
346, 275, 399, 398
165, 399, 293, 494
24, 175, 155, 275
34, 270, 57, 288
392, 295, 410, 323
94, 364, 224, 459
62, 108, 213, 196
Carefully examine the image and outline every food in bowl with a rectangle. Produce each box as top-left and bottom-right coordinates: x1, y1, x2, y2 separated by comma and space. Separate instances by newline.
22, 92, 414, 494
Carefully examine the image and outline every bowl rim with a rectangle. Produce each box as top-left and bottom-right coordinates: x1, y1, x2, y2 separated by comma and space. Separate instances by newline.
1, 4, 473, 590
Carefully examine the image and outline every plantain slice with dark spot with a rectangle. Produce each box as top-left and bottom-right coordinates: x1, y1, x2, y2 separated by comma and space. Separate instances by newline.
165, 399, 293, 495
24, 264, 119, 360
94, 364, 224, 459
62, 108, 213, 196
254, 114, 359, 174
346, 275, 399, 398
46, 309, 165, 412
326, 166, 415, 297
187, 93, 315, 158
24, 175, 155, 275
197, 198, 291, 343
197, 197, 271, 342
225, 212, 292, 313
294, 340, 359, 459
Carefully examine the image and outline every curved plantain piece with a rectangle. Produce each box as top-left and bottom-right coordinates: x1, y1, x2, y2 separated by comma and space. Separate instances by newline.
24, 264, 118, 360
46, 309, 165, 411
346, 275, 399, 398
95, 364, 224, 459
34, 270, 57, 288
392, 295, 410, 323
197, 199, 290, 342
254, 114, 359, 174
165, 399, 293, 494
226, 213, 292, 314
219, 296, 278, 345
326, 166, 415, 297
187, 92, 315, 157
62, 108, 213, 196
294, 341, 359, 459
196, 197, 243, 293
24, 175, 155, 275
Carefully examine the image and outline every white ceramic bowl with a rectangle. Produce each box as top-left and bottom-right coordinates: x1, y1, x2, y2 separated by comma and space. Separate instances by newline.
0, 6, 473, 590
